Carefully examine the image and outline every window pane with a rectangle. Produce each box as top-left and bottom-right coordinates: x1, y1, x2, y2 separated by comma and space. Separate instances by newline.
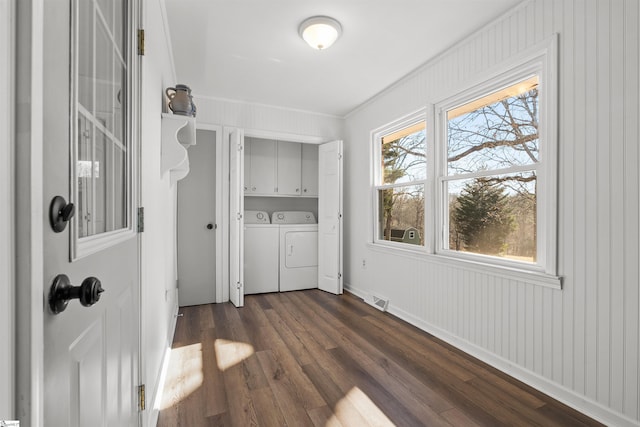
447, 77, 539, 175
95, 21, 114, 133
447, 172, 536, 262
77, 115, 92, 238
77, 0, 93, 111
382, 125, 426, 184
378, 185, 424, 246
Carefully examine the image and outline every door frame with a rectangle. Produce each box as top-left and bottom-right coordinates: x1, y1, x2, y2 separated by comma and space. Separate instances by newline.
227, 127, 328, 304
1, 0, 15, 420
14, 0, 45, 425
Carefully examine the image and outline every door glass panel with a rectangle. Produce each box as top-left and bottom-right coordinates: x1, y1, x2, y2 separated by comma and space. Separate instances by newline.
77, 0, 93, 111
95, 21, 114, 133
73, 0, 129, 242
77, 115, 92, 238
113, 0, 124, 54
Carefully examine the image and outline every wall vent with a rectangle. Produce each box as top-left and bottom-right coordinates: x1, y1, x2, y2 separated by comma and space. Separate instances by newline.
365, 293, 389, 312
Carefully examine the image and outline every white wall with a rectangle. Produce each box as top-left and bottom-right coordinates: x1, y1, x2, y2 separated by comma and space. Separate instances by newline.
344, 1, 640, 425
140, 0, 181, 425
195, 95, 344, 140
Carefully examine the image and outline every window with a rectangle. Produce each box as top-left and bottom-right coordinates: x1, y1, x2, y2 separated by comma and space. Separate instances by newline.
444, 77, 539, 262
371, 36, 558, 283
71, 0, 135, 259
435, 38, 558, 278
373, 112, 426, 248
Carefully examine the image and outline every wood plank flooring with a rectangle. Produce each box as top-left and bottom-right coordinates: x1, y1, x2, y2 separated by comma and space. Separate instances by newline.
157, 290, 602, 427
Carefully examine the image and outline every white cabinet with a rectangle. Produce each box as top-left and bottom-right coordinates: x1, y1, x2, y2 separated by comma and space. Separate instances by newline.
301, 143, 318, 196
244, 137, 318, 197
244, 137, 276, 195
276, 141, 301, 195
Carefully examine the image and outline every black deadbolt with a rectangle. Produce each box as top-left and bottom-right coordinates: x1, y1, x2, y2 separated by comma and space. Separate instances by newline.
49, 274, 105, 314
206, 223, 214, 230
49, 196, 75, 232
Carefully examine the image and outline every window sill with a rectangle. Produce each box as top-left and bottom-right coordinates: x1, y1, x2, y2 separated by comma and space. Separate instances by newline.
366, 242, 562, 290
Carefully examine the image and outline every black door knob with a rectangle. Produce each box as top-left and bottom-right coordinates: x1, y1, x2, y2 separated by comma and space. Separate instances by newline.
49, 196, 76, 233
206, 223, 214, 230
49, 274, 105, 314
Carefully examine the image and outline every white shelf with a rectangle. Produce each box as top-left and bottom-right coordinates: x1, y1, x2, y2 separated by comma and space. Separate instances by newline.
161, 113, 196, 185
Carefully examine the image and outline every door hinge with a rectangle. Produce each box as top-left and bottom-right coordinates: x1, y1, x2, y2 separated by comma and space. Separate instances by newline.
137, 207, 144, 232
137, 29, 145, 55
338, 153, 343, 159
237, 281, 242, 290
138, 384, 146, 411
238, 143, 243, 151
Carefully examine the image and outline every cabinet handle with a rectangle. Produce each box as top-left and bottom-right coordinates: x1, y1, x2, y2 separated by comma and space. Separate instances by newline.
252, 186, 256, 191
303, 188, 307, 193
296, 188, 300, 193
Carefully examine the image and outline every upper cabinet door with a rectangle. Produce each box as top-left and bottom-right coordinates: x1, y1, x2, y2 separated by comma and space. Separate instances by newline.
301, 143, 319, 197
277, 141, 302, 195
248, 138, 276, 195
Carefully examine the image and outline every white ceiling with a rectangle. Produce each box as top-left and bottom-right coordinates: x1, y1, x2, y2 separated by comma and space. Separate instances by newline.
164, 0, 521, 117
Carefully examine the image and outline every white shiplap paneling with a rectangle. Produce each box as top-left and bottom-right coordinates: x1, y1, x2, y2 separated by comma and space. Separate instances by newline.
344, 0, 640, 425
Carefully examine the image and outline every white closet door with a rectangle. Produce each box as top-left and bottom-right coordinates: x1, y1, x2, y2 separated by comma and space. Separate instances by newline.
229, 128, 244, 307
318, 140, 343, 294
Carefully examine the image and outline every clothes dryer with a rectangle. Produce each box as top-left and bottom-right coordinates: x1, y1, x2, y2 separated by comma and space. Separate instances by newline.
272, 211, 318, 292
244, 210, 279, 294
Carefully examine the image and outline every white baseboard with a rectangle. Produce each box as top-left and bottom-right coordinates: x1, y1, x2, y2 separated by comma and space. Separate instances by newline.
344, 283, 639, 427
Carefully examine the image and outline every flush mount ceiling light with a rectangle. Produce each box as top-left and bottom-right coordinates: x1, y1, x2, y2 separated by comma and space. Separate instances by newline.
298, 16, 342, 50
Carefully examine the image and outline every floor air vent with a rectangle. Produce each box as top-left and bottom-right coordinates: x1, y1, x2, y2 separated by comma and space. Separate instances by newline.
366, 294, 389, 312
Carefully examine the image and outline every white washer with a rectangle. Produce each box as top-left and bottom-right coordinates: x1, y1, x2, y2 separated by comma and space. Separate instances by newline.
273, 211, 318, 292
244, 210, 279, 294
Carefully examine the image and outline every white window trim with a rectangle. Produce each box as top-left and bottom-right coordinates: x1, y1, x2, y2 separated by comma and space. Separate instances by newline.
370, 35, 560, 289
433, 34, 559, 282
69, 0, 138, 260
371, 108, 428, 252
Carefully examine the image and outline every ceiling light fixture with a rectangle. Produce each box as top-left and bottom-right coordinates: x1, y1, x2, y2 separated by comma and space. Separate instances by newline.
298, 16, 342, 50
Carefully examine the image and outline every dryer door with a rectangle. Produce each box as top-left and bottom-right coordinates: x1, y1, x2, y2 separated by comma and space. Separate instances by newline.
285, 230, 318, 268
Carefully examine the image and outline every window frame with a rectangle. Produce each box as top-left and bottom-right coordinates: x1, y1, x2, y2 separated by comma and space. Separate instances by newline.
371, 109, 428, 251
69, 0, 138, 260
369, 35, 560, 288
434, 36, 558, 278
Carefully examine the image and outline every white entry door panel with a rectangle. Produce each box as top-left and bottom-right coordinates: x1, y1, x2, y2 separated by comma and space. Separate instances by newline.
318, 140, 343, 294
42, 1, 139, 426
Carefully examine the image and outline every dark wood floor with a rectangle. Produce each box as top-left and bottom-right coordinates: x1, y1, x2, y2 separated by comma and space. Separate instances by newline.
157, 290, 602, 427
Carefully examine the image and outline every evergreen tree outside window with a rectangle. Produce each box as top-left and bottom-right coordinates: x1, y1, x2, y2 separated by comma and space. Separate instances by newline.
443, 77, 539, 263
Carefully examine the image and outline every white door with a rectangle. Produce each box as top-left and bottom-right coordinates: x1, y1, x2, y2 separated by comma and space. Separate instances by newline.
228, 128, 245, 307
177, 129, 217, 306
318, 140, 343, 294
42, 1, 139, 425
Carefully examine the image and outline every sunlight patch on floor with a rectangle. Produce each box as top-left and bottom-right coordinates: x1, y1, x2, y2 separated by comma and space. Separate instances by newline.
159, 343, 204, 410
331, 386, 395, 426
214, 338, 255, 371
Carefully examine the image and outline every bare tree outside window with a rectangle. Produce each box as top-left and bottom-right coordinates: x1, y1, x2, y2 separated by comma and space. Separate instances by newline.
377, 124, 426, 246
